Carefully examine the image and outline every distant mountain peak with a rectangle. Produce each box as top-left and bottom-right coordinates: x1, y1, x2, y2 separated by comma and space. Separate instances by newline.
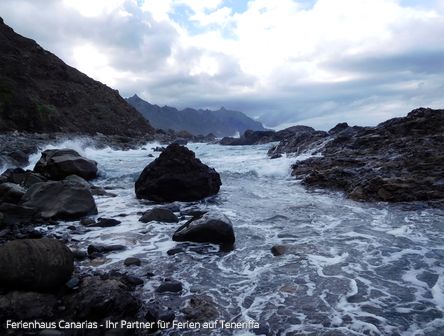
126, 96, 266, 137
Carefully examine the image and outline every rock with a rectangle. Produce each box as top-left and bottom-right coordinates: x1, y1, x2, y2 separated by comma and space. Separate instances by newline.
66, 277, 80, 289
220, 130, 277, 146
65, 276, 140, 321
291, 108, 444, 202
87, 244, 126, 255
139, 208, 179, 223
1, 168, 47, 188
64, 174, 91, 188
135, 143, 222, 202
0, 238, 74, 291
271, 245, 288, 256
145, 304, 175, 329
21, 180, 97, 220
80, 217, 96, 226
167, 247, 185, 256
182, 295, 219, 322
173, 212, 235, 245
87, 217, 121, 227
34, 149, 98, 180
0, 291, 57, 320
152, 146, 165, 152
0, 202, 38, 226
328, 122, 349, 135
124, 257, 141, 267
156, 280, 183, 293
0, 182, 26, 204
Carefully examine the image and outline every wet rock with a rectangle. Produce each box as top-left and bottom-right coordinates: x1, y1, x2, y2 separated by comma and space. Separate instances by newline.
0, 202, 38, 226
220, 130, 277, 146
0, 182, 26, 204
173, 212, 235, 245
135, 143, 221, 202
271, 245, 288, 256
0, 238, 74, 291
87, 244, 126, 255
182, 295, 219, 322
65, 276, 140, 321
167, 247, 185, 256
87, 217, 121, 228
21, 179, 97, 220
80, 217, 96, 226
152, 146, 165, 152
1, 168, 47, 188
156, 280, 183, 293
145, 304, 175, 326
0, 291, 58, 320
34, 148, 98, 180
291, 108, 444, 202
124, 257, 141, 267
66, 277, 80, 289
139, 208, 179, 223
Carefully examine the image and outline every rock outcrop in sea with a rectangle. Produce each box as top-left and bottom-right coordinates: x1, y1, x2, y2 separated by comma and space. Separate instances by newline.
272, 108, 444, 203
135, 143, 222, 202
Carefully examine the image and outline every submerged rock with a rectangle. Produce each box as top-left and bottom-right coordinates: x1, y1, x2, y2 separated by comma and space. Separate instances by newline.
21, 179, 97, 220
139, 208, 179, 223
0, 238, 74, 291
135, 143, 221, 202
173, 212, 235, 245
34, 149, 98, 180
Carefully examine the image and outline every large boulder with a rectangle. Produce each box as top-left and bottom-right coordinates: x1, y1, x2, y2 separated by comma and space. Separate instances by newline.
0, 238, 74, 291
135, 144, 221, 202
173, 212, 235, 245
1, 168, 47, 188
0, 182, 26, 204
21, 179, 97, 219
34, 149, 98, 180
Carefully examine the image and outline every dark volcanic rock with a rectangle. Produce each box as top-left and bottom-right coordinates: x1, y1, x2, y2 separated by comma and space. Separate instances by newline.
220, 130, 276, 146
65, 276, 140, 321
0, 18, 154, 136
135, 143, 221, 202
124, 257, 141, 267
0, 238, 74, 291
87, 217, 121, 227
0, 291, 58, 320
87, 244, 126, 255
139, 208, 179, 223
291, 108, 444, 202
173, 212, 235, 245
21, 179, 97, 219
182, 295, 219, 322
156, 280, 183, 293
1, 168, 47, 188
0, 182, 25, 204
34, 149, 98, 180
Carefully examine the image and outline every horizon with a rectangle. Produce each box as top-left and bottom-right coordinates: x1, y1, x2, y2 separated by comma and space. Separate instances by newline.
1, 0, 444, 130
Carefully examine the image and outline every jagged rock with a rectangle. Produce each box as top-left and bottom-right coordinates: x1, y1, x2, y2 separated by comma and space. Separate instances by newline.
173, 212, 235, 245
34, 149, 98, 180
0, 238, 74, 291
291, 108, 444, 202
139, 208, 179, 223
21, 179, 97, 220
135, 144, 221, 202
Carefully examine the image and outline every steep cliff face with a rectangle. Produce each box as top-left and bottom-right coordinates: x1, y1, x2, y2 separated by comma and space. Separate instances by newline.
127, 94, 266, 137
0, 18, 154, 136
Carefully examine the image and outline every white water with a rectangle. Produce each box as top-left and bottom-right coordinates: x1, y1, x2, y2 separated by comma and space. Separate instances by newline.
16, 139, 444, 335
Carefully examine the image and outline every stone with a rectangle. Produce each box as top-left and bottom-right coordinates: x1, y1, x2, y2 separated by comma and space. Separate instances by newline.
173, 212, 235, 245
124, 257, 141, 267
135, 143, 221, 202
139, 208, 179, 223
34, 149, 98, 180
0, 238, 74, 291
21, 180, 97, 220
156, 280, 183, 293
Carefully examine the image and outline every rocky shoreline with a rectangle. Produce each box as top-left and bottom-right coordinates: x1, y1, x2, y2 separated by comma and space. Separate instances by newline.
0, 143, 236, 336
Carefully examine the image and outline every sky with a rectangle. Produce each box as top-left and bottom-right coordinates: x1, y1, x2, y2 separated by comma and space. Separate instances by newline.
1, 0, 444, 129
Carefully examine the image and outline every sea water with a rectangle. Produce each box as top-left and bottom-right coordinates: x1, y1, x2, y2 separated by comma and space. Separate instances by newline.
11, 139, 444, 335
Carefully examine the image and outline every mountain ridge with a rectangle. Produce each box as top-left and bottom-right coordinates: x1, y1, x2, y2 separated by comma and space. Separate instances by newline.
0, 17, 154, 136
127, 94, 266, 137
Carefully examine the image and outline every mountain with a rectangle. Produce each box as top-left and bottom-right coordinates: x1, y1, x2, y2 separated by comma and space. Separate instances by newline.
126, 94, 266, 137
0, 18, 154, 136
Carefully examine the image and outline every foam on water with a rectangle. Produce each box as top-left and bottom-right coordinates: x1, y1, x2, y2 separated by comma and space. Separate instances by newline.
18, 140, 444, 335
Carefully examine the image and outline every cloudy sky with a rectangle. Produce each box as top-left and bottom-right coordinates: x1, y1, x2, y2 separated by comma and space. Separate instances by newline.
1, 0, 444, 129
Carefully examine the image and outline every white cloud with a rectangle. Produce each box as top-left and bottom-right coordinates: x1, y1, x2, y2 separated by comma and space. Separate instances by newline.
0, 0, 443, 129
